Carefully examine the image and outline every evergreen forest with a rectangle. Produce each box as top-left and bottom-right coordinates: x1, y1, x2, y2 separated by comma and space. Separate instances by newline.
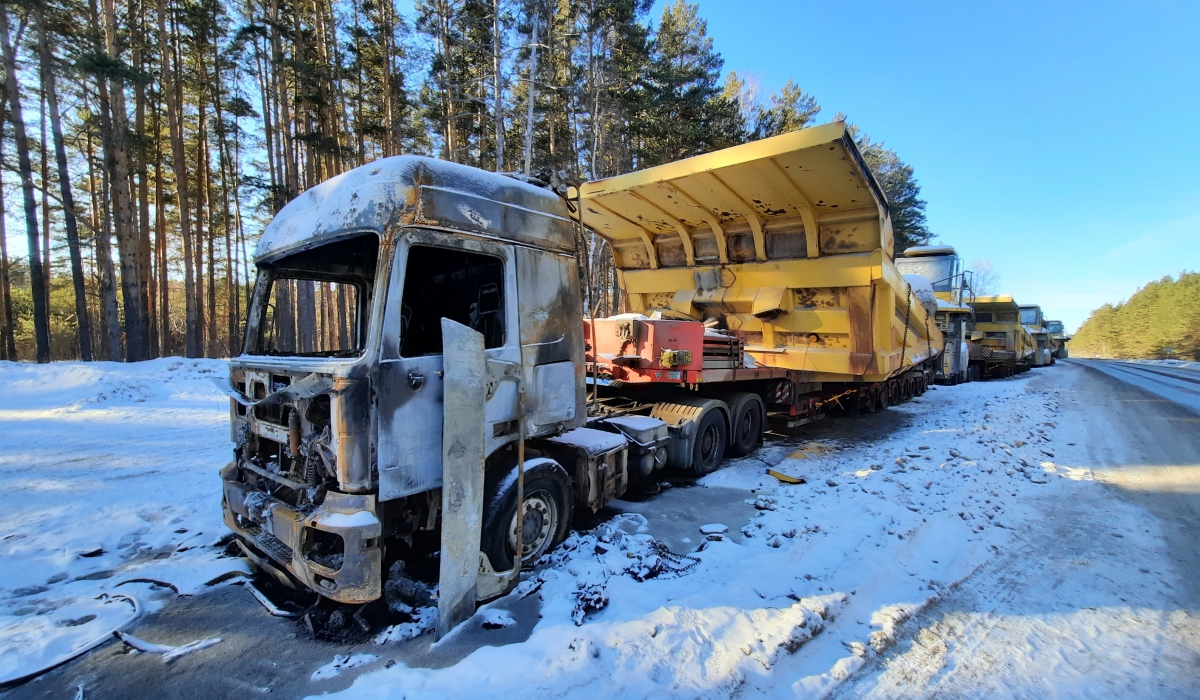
0, 0, 933, 363
1070, 272, 1200, 360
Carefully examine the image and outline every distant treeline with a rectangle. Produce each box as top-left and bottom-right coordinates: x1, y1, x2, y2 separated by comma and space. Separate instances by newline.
1070, 272, 1200, 360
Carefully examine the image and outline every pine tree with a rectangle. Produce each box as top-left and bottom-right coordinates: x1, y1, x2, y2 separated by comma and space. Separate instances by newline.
752, 79, 820, 139
849, 127, 932, 253
636, 0, 743, 166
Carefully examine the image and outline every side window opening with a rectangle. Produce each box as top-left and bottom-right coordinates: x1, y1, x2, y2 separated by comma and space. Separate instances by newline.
400, 246, 506, 357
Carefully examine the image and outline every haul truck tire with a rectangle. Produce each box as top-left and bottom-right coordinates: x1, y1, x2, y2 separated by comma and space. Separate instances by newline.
690, 409, 728, 476
481, 459, 573, 571
725, 392, 764, 457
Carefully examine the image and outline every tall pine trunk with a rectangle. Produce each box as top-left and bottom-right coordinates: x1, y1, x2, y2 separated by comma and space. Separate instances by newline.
158, 0, 199, 357
35, 4, 93, 361
0, 128, 17, 361
0, 6, 51, 362
492, 0, 504, 171
84, 127, 122, 359
99, 0, 151, 361
134, 29, 156, 357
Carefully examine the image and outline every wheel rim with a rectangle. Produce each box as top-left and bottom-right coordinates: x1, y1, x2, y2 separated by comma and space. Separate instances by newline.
699, 421, 721, 465
508, 490, 558, 565
736, 410, 754, 445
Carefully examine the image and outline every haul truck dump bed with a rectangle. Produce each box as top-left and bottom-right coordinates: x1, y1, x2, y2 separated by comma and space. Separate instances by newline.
576, 121, 943, 416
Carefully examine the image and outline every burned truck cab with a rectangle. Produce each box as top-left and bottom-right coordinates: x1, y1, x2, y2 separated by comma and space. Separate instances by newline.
219, 157, 592, 607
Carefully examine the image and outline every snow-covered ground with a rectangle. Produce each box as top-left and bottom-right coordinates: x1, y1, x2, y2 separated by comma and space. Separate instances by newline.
324, 366, 1196, 699
2, 360, 1196, 697
0, 360, 247, 686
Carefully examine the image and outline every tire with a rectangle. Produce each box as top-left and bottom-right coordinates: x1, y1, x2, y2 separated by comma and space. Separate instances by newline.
878, 387, 891, 410
689, 408, 727, 476
480, 458, 572, 572
724, 393, 763, 457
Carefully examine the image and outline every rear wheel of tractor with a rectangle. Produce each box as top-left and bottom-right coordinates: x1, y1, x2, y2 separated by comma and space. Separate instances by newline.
725, 393, 763, 457
690, 409, 728, 476
481, 459, 573, 572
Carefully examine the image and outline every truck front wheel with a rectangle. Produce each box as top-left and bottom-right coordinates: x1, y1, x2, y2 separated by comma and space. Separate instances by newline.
690, 409, 728, 476
481, 459, 573, 571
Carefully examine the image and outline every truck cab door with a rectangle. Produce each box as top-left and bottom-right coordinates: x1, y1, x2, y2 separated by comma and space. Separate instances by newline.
376, 230, 521, 501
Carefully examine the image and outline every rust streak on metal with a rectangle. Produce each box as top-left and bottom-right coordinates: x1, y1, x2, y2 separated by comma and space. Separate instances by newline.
700, 171, 767, 262
766, 158, 820, 259
657, 182, 728, 264
628, 190, 695, 266
588, 198, 659, 269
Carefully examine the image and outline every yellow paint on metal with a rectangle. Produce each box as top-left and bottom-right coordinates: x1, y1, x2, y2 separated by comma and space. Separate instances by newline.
579, 121, 944, 384
972, 295, 1036, 359
767, 469, 807, 484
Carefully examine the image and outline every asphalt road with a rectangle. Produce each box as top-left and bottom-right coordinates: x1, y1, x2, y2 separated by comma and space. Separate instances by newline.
838, 360, 1200, 698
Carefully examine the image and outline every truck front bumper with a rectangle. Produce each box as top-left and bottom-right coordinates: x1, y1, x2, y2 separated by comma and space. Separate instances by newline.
220, 463, 382, 604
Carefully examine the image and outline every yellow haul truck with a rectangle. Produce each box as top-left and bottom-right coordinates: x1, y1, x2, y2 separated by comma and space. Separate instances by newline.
216, 122, 942, 639
1019, 304, 1057, 366
894, 245, 979, 384
577, 121, 943, 421
1045, 320, 1070, 359
970, 295, 1036, 377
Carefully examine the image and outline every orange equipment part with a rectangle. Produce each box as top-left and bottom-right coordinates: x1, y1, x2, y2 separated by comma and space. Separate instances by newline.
584, 317, 704, 383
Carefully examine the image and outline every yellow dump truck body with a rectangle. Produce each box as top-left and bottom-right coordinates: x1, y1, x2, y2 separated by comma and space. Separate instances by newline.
577, 121, 942, 384
972, 295, 1035, 362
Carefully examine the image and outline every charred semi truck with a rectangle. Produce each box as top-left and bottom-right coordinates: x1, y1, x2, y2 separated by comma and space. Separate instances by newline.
217, 122, 943, 637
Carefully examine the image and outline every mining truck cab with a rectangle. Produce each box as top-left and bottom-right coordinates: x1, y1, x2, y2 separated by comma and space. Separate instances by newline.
216, 156, 629, 636
895, 246, 975, 383
1019, 304, 1055, 366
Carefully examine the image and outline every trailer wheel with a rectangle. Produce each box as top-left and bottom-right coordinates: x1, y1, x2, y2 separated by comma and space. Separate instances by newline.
724, 393, 763, 457
862, 388, 878, 413
690, 409, 728, 476
481, 459, 572, 571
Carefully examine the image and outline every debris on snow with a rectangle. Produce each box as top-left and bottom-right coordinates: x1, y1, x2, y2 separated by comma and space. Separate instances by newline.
311, 653, 378, 681
481, 610, 516, 629
375, 606, 438, 645
115, 631, 222, 662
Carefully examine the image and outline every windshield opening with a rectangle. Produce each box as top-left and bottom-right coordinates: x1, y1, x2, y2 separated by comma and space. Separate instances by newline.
895, 255, 956, 291
1020, 308, 1039, 325
249, 233, 379, 357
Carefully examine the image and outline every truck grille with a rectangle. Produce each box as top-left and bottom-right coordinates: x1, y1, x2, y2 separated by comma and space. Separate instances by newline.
250, 530, 294, 563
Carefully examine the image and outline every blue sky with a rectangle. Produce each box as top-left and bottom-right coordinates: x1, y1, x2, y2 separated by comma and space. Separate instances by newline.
8, 1, 1191, 333
654, 0, 1200, 331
